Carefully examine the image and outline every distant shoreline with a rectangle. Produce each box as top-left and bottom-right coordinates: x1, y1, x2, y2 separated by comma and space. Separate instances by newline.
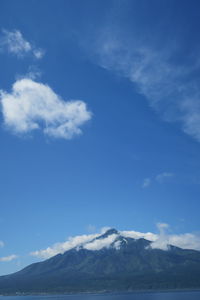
1, 288, 200, 297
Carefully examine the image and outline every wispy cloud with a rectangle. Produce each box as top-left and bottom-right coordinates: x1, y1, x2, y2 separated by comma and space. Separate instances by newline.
32, 49, 44, 59
0, 254, 18, 262
142, 172, 174, 188
0, 241, 4, 248
86, 224, 96, 233
142, 178, 151, 188
91, 20, 200, 142
0, 78, 92, 139
0, 29, 44, 59
156, 172, 174, 183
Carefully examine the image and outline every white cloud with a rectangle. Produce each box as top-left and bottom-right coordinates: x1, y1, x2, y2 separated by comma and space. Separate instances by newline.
30, 233, 101, 259
0, 78, 92, 139
0, 254, 18, 262
150, 223, 170, 250
83, 234, 117, 250
168, 233, 200, 250
122, 224, 200, 251
0, 29, 31, 55
120, 230, 157, 242
31, 230, 156, 259
93, 27, 200, 142
0, 241, 4, 248
150, 223, 200, 251
0, 29, 44, 59
142, 178, 151, 188
33, 49, 45, 59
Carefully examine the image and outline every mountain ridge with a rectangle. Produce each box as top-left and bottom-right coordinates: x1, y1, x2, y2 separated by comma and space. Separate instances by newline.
1, 228, 200, 294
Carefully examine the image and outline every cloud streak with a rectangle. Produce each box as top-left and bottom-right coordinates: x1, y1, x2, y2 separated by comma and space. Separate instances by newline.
0, 29, 44, 59
91, 18, 200, 142
0, 254, 18, 262
142, 172, 174, 188
0, 78, 92, 139
156, 172, 174, 183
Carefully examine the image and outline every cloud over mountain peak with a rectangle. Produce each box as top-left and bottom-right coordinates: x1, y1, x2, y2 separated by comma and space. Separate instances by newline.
30, 226, 200, 259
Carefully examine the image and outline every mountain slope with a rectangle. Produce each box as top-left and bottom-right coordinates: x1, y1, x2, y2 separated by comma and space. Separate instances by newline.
1, 229, 200, 294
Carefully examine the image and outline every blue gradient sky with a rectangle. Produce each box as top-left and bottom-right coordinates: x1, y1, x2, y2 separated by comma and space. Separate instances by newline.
0, 0, 200, 275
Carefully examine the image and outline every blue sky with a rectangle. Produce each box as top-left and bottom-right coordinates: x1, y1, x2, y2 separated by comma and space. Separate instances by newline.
0, 0, 200, 275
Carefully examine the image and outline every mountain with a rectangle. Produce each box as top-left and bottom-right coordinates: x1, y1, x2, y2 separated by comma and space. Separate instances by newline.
1, 228, 200, 294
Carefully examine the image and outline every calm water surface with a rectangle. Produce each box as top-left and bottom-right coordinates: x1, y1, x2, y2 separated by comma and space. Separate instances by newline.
0, 291, 200, 300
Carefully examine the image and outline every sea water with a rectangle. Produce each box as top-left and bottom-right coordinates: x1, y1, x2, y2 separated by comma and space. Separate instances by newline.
0, 291, 200, 299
